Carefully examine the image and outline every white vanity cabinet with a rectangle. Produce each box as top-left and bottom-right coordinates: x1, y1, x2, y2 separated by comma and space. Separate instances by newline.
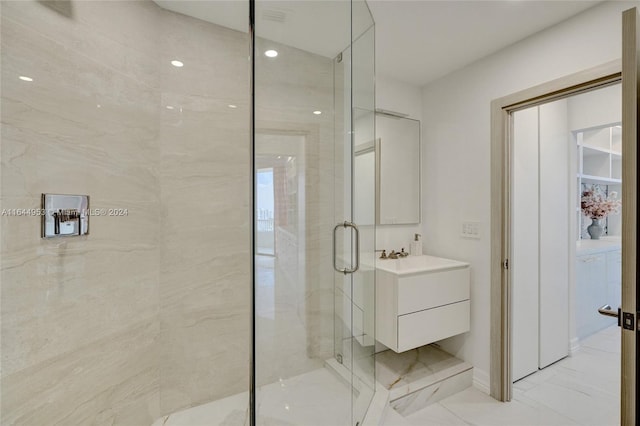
575, 238, 621, 340
375, 256, 470, 353
606, 250, 622, 306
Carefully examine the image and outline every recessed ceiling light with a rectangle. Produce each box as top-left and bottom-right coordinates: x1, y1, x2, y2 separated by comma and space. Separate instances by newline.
19, 76, 33, 82
170, 60, 184, 67
166, 105, 175, 110
264, 50, 278, 58
228, 104, 237, 109
313, 110, 322, 115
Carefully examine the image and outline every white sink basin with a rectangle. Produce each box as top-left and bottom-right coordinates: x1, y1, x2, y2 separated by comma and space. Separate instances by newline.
376, 254, 469, 276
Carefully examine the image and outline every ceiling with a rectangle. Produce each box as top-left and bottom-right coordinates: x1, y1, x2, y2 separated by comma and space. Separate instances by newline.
153, 1, 355, 57
369, 0, 603, 86
153, 0, 603, 87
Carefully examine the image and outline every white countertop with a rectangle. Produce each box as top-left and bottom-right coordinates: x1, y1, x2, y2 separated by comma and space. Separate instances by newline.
576, 236, 621, 256
376, 254, 469, 276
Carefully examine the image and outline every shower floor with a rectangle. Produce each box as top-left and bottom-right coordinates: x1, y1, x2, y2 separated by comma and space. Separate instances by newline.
152, 366, 352, 426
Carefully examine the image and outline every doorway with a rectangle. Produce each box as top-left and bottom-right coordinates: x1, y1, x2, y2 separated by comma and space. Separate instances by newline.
489, 61, 622, 400
490, 14, 640, 417
508, 83, 622, 424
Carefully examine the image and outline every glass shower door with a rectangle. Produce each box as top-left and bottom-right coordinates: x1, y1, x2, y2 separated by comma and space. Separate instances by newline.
350, 3, 376, 424
334, 1, 376, 424
253, 0, 375, 424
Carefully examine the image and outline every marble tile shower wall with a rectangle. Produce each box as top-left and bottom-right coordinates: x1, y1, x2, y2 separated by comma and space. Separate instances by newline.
156, 8, 251, 413
1, 1, 163, 424
1, 0, 338, 424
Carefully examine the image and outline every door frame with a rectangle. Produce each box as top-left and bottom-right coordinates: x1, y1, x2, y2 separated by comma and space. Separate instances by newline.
620, 8, 639, 423
489, 60, 621, 401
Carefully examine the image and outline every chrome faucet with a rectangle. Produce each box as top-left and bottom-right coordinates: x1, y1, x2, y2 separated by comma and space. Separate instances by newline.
377, 248, 408, 260
388, 248, 409, 259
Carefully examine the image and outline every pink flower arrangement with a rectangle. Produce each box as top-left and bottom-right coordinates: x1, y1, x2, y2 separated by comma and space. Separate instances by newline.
581, 186, 621, 219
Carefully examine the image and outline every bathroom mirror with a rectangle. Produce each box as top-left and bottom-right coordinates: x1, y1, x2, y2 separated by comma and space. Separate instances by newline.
377, 114, 421, 224
354, 113, 420, 225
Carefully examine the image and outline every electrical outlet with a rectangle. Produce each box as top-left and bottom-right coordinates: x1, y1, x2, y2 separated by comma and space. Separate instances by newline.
461, 221, 481, 239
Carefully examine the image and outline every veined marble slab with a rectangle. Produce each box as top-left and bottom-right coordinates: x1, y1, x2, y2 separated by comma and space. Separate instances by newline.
390, 369, 473, 417
382, 326, 618, 426
377, 345, 472, 402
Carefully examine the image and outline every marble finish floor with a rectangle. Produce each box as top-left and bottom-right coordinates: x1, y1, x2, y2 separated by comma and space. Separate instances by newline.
383, 325, 620, 426
153, 367, 352, 426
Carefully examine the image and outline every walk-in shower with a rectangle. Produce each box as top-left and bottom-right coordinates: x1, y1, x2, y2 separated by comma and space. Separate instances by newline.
0, 1, 375, 424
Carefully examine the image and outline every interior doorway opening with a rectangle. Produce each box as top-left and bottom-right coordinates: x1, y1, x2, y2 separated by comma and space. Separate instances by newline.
489, 61, 622, 402
508, 83, 622, 424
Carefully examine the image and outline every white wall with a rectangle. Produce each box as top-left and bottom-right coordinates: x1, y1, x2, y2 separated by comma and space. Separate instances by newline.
568, 83, 622, 131
376, 74, 423, 250
420, 1, 635, 391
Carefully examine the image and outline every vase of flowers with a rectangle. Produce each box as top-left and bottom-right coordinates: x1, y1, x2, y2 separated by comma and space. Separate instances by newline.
581, 186, 621, 240
586, 218, 604, 240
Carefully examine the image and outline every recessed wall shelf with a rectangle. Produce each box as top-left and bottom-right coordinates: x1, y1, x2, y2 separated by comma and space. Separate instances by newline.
576, 123, 622, 185
575, 123, 622, 240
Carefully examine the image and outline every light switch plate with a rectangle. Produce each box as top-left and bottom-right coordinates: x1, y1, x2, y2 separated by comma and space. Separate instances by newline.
461, 221, 481, 239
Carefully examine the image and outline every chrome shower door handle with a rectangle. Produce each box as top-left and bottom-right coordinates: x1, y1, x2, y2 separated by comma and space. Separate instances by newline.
332, 221, 360, 274
345, 221, 360, 273
333, 222, 348, 274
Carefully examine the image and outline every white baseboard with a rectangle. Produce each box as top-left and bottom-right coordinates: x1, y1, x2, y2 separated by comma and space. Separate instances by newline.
569, 337, 580, 356
472, 368, 490, 395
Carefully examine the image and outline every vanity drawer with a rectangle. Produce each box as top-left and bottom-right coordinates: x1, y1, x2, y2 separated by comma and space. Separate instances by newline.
397, 300, 470, 352
397, 267, 470, 315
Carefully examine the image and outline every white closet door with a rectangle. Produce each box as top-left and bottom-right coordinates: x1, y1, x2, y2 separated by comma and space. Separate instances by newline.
539, 101, 570, 368
512, 107, 540, 382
